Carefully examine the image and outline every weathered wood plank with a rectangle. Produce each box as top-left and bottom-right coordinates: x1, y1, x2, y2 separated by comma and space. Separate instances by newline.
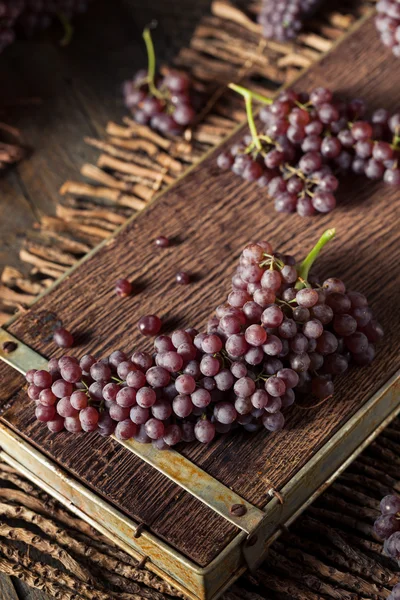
0, 572, 19, 600
0, 15, 399, 566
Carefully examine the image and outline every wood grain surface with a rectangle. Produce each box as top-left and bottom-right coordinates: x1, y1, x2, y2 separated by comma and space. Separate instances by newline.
1, 15, 399, 567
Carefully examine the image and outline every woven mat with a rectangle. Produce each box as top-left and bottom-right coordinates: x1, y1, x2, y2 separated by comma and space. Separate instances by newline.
0, 0, 375, 324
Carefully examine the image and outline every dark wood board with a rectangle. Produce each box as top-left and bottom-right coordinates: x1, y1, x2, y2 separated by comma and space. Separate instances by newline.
1, 15, 400, 568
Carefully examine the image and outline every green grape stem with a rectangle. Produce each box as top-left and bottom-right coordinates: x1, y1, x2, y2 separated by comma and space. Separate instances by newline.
143, 25, 164, 100
295, 228, 336, 289
228, 84, 273, 152
57, 12, 74, 47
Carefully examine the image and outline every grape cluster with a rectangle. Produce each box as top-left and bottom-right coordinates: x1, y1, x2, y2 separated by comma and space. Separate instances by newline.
258, 0, 323, 41
374, 494, 400, 593
0, 1, 91, 53
24, 231, 383, 449
123, 27, 199, 136
218, 86, 400, 216
375, 0, 400, 58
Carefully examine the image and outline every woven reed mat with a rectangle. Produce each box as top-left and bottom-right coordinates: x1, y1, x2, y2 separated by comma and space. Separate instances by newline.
0, 0, 375, 325
0, 416, 397, 599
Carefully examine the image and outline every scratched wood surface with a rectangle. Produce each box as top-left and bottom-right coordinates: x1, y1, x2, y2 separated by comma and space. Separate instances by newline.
0, 15, 399, 568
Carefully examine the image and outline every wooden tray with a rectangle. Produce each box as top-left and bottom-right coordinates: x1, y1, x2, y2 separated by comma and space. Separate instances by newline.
0, 15, 399, 600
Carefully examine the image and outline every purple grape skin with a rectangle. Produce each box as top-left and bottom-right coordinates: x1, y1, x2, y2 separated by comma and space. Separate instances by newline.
374, 514, 400, 540
380, 495, 400, 516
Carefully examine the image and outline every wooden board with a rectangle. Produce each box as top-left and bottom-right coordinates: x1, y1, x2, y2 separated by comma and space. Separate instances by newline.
1, 15, 399, 568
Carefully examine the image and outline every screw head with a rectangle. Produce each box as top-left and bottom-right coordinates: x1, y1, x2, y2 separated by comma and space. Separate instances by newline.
2, 341, 17, 354
230, 503, 247, 517
246, 534, 258, 547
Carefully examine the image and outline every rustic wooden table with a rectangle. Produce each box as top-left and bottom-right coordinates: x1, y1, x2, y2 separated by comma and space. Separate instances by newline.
0, 1, 210, 597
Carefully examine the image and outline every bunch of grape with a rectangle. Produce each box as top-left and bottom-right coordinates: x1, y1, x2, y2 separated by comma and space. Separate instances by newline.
374, 493, 400, 599
24, 231, 383, 449
217, 86, 400, 216
375, 0, 400, 58
258, 0, 324, 41
0, 1, 91, 53
123, 71, 198, 136
123, 27, 199, 136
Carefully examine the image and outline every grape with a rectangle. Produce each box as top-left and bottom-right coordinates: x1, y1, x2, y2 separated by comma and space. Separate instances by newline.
155, 235, 170, 248
380, 495, 400, 516
214, 369, 235, 391
172, 395, 193, 418
70, 391, 88, 410
225, 334, 248, 358
116, 387, 137, 408
311, 376, 334, 399
220, 84, 399, 215
234, 377, 256, 398
202, 334, 223, 354
117, 361, 135, 380
265, 396, 282, 413
345, 332, 369, 354
138, 315, 162, 336
33, 370, 52, 388
175, 374, 196, 394
322, 354, 348, 375
176, 271, 191, 285
296, 288, 319, 308
145, 418, 165, 440
194, 420, 215, 443
126, 370, 147, 389
115, 419, 137, 441
52, 379, 73, 399
146, 367, 170, 388
245, 324, 267, 346
80, 354, 96, 373
80, 406, 99, 427
262, 412, 285, 432
57, 397, 78, 418
47, 417, 65, 433
214, 402, 237, 424
39, 389, 57, 406
374, 514, 400, 539
53, 328, 74, 348
35, 404, 56, 422
90, 362, 111, 382
65, 417, 82, 433
262, 305, 284, 328
263, 335, 283, 356
115, 278, 132, 297
191, 389, 211, 408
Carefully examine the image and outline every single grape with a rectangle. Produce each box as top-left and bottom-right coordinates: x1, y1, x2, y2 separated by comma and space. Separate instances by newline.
53, 328, 74, 348
138, 315, 162, 336
115, 278, 132, 297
